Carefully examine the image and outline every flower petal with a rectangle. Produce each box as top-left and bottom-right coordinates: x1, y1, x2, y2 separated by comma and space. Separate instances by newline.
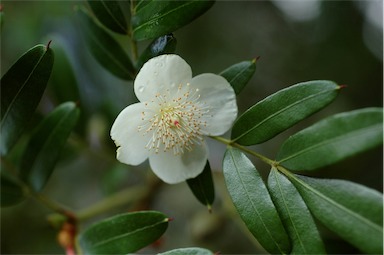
134, 54, 192, 102
189, 73, 238, 135
110, 103, 151, 165
148, 143, 209, 184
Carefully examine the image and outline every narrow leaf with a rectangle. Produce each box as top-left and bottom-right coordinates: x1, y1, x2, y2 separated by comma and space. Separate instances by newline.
76, 6, 135, 80
87, 0, 128, 34
289, 174, 383, 254
231, 80, 341, 145
1, 171, 26, 207
277, 108, 383, 170
20, 102, 80, 191
136, 34, 177, 69
159, 247, 213, 255
78, 211, 169, 254
267, 168, 326, 254
132, 0, 214, 41
223, 147, 291, 254
0, 44, 54, 156
219, 59, 256, 95
186, 161, 215, 211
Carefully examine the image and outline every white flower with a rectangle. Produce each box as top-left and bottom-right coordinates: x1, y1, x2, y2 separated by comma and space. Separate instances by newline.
111, 54, 238, 184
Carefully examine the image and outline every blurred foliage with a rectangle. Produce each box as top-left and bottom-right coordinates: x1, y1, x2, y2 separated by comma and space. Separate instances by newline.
1, 0, 382, 254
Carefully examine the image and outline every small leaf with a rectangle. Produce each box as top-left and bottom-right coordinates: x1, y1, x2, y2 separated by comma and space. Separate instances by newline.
0, 44, 54, 156
186, 161, 215, 211
136, 34, 177, 69
87, 0, 128, 34
219, 59, 256, 95
78, 211, 169, 254
1, 171, 26, 207
276, 107, 383, 170
231, 80, 340, 145
20, 102, 80, 192
288, 175, 383, 254
267, 168, 326, 254
159, 247, 213, 255
223, 147, 291, 254
76, 6, 135, 80
132, 0, 214, 41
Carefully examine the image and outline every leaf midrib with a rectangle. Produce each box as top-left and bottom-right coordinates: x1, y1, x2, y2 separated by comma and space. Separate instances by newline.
278, 123, 382, 163
101, 0, 127, 33
0, 47, 46, 129
233, 88, 335, 142
228, 149, 285, 253
272, 169, 307, 253
133, 0, 196, 32
292, 175, 383, 233
92, 219, 166, 248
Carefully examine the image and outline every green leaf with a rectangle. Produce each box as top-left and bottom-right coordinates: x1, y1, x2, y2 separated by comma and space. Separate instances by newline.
276, 108, 383, 170
231, 80, 341, 145
219, 59, 256, 95
78, 211, 169, 254
1, 171, 26, 207
223, 147, 291, 254
267, 168, 326, 254
136, 34, 177, 69
132, 0, 214, 41
288, 174, 383, 254
76, 6, 135, 80
20, 102, 80, 192
87, 0, 128, 34
0, 44, 54, 156
186, 161, 215, 211
159, 247, 213, 255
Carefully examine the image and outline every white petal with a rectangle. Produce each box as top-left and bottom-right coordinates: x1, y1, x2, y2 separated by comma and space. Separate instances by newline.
110, 103, 151, 165
189, 73, 238, 135
149, 143, 208, 184
134, 54, 192, 102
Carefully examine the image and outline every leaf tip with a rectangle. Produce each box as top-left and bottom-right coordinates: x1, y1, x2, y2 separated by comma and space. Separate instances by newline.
166, 217, 174, 222
46, 40, 52, 49
207, 203, 213, 213
252, 56, 261, 63
338, 84, 348, 90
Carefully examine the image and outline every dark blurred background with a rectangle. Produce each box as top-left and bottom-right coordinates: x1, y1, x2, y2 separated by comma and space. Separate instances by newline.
1, 0, 382, 254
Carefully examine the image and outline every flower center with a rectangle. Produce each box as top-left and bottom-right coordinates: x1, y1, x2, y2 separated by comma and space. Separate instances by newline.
138, 83, 209, 155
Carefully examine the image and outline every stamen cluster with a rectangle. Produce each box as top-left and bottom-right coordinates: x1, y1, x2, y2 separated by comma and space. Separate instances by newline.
138, 83, 210, 155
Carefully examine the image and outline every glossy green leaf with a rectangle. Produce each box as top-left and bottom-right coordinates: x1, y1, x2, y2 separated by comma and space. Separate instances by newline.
276, 108, 383, 170
0, 44, 54, 156
219, 59, 256, 95
231, 80, 341, 145
267, 168, 326, 254
78, 211, 169, 254
87, 0, 127, 34
289, 175, 383, 254
186, 161, 215, 211
49, 42, 80, 103
132, 0, 214, 41
1, 171, 26, 207
223, 147, 291, 254
20, 102, 79, 192
76, 6, 135, 80
159, 247, 213, 255
136, 34, 177, 69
